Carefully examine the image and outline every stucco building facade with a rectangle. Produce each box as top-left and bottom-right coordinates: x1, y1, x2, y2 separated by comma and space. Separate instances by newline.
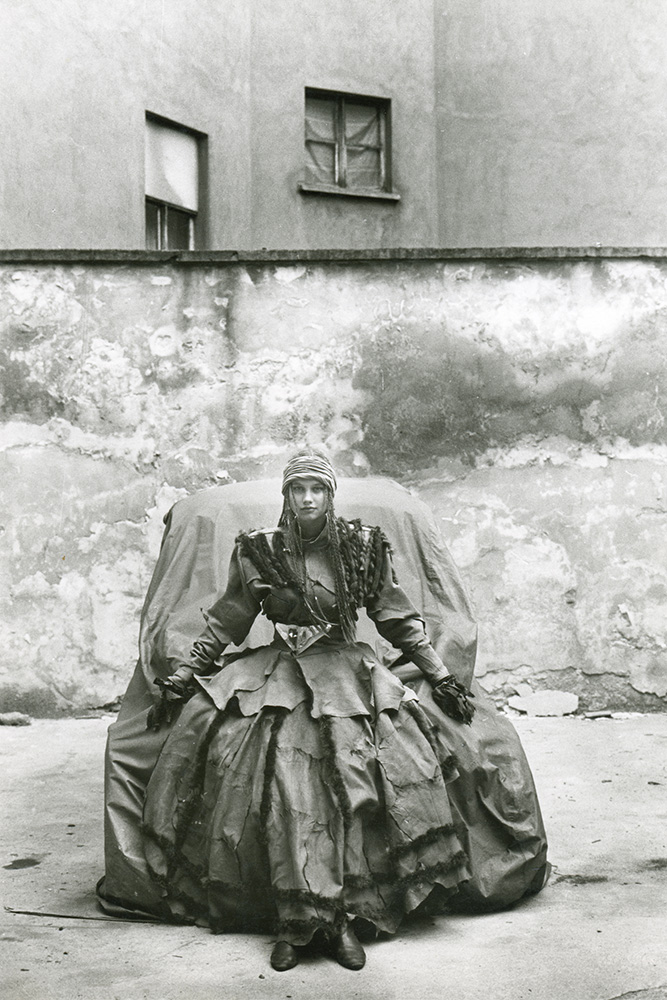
2, 0, 667, 250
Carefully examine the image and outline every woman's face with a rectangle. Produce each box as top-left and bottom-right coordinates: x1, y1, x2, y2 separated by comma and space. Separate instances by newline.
289, 477, 328, 536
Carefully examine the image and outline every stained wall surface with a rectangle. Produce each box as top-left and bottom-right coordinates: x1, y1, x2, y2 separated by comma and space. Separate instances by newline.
2, 0, 667, 248
2, 254, 667, 713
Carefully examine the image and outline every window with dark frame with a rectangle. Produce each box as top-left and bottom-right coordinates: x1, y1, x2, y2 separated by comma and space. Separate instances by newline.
145, 199, 196, 251
145, 114, 205, 250
300, 89, 398, 201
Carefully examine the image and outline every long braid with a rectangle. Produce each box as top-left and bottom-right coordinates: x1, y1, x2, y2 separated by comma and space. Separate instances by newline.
335, 518, 359, 606
349, 519, 366, 605
364, 525, 395, 601
276, 497, 307, 590
325, 498, 357, 643
255, 533, 288, 586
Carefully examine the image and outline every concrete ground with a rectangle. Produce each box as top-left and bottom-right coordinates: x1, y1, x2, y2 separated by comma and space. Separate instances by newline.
1, 713, 666, 1000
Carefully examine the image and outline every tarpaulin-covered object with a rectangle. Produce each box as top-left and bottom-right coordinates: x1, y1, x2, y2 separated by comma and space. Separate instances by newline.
99, 477, 547, 924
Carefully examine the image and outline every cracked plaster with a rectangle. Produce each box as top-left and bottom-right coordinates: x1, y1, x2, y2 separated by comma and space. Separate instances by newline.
2, 259, 667, 712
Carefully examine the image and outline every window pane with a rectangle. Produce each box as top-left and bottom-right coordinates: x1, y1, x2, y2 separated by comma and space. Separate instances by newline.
145, 200, 160, 249
304, 141, 336, 186
344, 102, 380, 145
166, 206, 194, 250
305, 96, 336, 142
146, 119, 199, 211
346, 146, 382, 189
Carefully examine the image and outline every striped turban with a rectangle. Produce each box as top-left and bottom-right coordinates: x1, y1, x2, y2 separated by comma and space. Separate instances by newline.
281, 454, 337, 495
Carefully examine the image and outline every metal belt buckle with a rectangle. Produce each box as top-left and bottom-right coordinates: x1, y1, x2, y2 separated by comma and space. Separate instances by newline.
277, 623, 330, 654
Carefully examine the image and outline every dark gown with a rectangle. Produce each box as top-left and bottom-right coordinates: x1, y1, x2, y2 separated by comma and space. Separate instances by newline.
98, 478, 548, 941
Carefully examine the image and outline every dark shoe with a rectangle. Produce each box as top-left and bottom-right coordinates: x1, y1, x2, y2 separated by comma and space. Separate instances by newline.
270, 940, 298, 971
334, 924, 366, 971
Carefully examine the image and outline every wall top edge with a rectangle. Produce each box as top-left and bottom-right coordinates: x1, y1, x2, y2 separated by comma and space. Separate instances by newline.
2, 247, 667, 265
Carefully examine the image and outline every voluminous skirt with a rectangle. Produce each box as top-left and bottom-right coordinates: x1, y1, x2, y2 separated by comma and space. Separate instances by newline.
101, 640, 547, 942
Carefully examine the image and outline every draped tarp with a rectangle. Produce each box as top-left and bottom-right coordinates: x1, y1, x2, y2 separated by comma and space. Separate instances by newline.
99, 478, 548, 918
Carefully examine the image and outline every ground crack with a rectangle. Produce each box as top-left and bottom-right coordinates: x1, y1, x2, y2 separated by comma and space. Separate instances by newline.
604, 987, 667, 1000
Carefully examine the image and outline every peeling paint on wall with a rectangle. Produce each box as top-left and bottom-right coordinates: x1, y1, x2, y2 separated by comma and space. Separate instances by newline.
2, 259, 667, 713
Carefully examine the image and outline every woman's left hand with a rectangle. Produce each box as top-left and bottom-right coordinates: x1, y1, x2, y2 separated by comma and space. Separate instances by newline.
431, 675, 476, 725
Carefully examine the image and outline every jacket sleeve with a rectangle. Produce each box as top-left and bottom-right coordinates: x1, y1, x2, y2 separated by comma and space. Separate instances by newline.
189, 544, 263, 674
365, 548, 449, 688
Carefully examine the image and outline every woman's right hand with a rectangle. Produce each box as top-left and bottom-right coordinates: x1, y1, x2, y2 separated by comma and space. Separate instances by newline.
146, 666, 196, 730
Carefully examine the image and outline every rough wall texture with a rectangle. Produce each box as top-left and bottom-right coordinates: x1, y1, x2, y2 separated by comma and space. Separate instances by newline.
2, 256, 667, 713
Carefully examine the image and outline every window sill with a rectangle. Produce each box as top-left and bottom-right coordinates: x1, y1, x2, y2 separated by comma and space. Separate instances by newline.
298, 182, 400, 203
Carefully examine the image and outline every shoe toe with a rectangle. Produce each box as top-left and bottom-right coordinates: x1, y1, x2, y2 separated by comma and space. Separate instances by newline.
335, 932, 366, 970
270, 941, 298, 971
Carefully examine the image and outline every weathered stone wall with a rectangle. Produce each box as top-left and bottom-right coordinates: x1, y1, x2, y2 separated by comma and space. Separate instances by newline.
2, 253, 667, 713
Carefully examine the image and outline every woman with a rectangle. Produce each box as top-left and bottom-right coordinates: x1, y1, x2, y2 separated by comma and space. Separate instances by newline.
98, 454, 548, 972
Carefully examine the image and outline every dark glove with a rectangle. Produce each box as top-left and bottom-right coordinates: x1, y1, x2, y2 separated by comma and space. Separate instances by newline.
146, 675, 194, 731
432, 675, 475, 725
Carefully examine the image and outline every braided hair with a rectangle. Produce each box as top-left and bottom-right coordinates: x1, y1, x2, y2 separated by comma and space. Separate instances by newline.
236, 486, 395, 643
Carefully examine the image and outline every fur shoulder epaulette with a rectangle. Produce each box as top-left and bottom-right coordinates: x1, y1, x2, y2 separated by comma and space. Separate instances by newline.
234, 526, 301, 591
331, 518, 396, 600
335, 518, 393, 550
